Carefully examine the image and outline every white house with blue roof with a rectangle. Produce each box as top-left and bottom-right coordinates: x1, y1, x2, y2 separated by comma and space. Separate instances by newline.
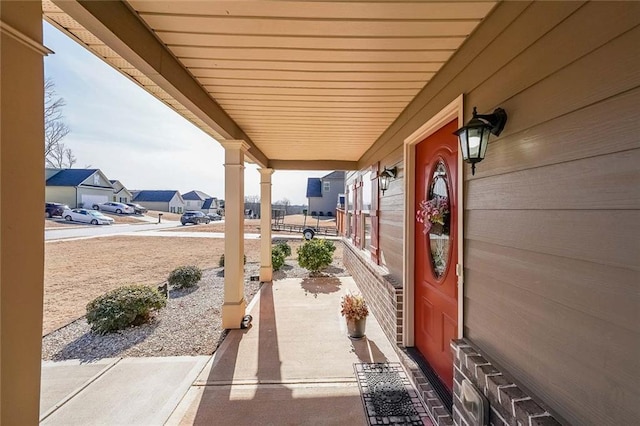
132, 190, 185, 213
45, 168, 114, 208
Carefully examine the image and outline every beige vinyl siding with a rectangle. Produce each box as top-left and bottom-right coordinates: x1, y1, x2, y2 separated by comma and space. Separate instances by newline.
359, 2, 640, 425
45, 187, 75, 208
377, 147, 403, 282
135, 201, 169, 212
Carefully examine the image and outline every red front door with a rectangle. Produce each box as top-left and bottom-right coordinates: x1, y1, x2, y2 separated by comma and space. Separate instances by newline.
414, 119, 459, 391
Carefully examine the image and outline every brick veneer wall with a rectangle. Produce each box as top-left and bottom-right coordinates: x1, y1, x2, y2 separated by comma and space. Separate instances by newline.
343, 242, 402, 345
451, 339, 561, 426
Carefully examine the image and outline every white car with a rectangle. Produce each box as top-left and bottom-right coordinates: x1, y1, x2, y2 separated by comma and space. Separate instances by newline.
63, 208, 114, 225
94, 202, 134, 214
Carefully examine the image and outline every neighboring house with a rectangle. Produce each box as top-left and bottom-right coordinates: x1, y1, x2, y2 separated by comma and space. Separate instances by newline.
109, 180, 133, 203
45, 168, 114, 208
132, 190, 185, 213
182, 190, 212, 210
306, 171, 345, 217
201, 197, 220, 215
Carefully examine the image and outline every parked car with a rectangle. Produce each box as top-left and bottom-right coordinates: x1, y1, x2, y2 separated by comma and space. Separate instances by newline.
93, 202, 134, 214
181, 211, 210, 225
125, 203, 148, 214
45, 202, 68, 218
206, 213, 222, 221
63, 208, 114, 225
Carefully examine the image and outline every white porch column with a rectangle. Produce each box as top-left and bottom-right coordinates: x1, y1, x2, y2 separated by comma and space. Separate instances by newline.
1, 1, 48, 423
221, 140, 249, 329
259, 168, 274, 282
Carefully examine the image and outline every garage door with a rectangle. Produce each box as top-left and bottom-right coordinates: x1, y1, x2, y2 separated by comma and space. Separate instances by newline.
81, 194, 108, 209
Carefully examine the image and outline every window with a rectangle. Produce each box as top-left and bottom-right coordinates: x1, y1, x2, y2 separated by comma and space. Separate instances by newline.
323, 181, 330, 192
362, 171, 373, 251
346, 165, 381, 264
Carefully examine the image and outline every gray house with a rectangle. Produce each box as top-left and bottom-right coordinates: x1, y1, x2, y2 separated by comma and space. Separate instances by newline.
182, 190, 211, 210
132, 190, 185, 213
201, 197, 220, 215
306, 171, 345, 217
109, 180, 133, 204
45, 168, 114, 208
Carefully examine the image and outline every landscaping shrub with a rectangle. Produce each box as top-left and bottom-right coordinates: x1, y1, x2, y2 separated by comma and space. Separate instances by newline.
275, 241, 292, 257
297, 238, 336, 273
272, 248, 286, 271
168, 265, 202, 289
86, 285, 166, 334
218, 254, 247, 268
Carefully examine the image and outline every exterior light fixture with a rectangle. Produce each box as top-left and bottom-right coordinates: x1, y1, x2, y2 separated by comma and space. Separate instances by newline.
379, 166, 397, 195
454, 107, 508, 175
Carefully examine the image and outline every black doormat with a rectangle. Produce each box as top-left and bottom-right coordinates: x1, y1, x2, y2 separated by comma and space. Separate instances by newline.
354, 363, 432, 425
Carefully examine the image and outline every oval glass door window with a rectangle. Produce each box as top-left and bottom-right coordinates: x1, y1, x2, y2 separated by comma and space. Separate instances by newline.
428, 160, 451, 278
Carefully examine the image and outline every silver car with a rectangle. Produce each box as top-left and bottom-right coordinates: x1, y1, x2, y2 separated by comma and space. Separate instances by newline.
63, 208, 115, 225
94, 202, 134, 214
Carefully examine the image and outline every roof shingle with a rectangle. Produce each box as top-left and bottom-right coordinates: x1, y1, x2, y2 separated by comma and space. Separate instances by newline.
133, 190, 180, 202
306, 178, 322, 198
46, 169, 102, 187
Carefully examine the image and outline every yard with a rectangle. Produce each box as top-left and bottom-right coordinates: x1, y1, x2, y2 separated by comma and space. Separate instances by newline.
44, 234, 343, 335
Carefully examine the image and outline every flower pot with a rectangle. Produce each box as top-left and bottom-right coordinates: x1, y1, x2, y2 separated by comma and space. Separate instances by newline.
347, 317, 366, 339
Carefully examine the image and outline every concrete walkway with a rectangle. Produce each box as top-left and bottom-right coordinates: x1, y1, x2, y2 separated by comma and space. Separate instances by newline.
40, 277, 407, 425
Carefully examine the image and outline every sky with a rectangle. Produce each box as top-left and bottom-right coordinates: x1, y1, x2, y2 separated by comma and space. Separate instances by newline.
43, 22, 327, 205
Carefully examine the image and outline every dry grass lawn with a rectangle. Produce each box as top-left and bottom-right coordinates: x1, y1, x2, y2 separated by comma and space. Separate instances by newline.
148, 210, 182, 221
44, 235, 342, 335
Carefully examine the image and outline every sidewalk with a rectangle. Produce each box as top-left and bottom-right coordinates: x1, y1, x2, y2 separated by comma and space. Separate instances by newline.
40, 277, 407, 425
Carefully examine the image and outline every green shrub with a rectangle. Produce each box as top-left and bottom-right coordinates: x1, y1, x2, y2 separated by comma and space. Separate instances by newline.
218, 254, 247, 268
274, 241, 292, 257
168, 265, 202, 289
86, 285, 166, 334
297, 239, 336, 273
272, 248, 286, 271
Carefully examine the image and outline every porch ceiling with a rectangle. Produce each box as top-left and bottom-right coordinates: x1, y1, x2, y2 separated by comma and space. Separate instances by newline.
43, 1, 496, 169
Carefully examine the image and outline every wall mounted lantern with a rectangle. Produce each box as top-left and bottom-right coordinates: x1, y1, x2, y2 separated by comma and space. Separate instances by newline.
379, 166, 397, 195
454, 107, 508, 175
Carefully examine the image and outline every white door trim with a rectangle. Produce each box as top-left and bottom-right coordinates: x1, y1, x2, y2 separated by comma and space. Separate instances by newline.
402, 95, 465, 347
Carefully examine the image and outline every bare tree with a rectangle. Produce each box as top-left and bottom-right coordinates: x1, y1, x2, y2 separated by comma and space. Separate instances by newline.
44, 79, 73, 168
275, 198, 291, 215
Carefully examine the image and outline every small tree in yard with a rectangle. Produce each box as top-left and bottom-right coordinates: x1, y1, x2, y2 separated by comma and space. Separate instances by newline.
297, 239, 336, 274
168, 265, 202, 289
272, 242, 291, 272
86, 285, 166, 334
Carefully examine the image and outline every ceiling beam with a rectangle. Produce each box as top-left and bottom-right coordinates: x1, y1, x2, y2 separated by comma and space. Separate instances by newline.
52, 0, 268, 167
268, 160, 358, 171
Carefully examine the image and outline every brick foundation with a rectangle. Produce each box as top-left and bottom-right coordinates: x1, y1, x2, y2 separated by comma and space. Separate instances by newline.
343, 241, 403, 346
451, 339, 561, 426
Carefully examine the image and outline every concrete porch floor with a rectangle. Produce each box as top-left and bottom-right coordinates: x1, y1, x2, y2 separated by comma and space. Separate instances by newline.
40, 277, 427, 425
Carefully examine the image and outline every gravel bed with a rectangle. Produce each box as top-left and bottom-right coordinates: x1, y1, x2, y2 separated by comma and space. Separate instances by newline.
42, 245, 347, 361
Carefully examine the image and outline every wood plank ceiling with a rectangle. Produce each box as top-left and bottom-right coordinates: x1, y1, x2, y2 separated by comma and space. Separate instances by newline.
43, 1, 496, 165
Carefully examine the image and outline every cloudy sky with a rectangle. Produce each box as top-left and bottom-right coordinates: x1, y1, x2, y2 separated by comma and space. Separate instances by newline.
43, 22, 327, 205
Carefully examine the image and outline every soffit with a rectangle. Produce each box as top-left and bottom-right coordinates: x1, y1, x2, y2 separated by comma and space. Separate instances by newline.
43, 1, 496, 165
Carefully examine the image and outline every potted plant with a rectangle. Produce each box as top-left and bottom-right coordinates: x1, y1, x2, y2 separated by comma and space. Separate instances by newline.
340, 293, 369, 339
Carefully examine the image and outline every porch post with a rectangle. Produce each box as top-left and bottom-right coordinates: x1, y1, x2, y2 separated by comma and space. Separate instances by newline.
259, 168, 274, 282
0, 1, 48, 423
220, 140, 249, 329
